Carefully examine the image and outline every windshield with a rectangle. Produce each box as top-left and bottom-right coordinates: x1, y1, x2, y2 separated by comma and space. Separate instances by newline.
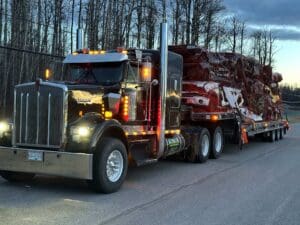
68, 62, 126, 85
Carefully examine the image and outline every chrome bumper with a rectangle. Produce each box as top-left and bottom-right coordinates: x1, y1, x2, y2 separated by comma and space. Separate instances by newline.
0, 147, 93, 180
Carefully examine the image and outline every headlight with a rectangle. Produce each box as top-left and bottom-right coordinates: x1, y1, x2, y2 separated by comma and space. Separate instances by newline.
70, 125, 94, 143
77, 127, 90, 137
0, 121, 12, 137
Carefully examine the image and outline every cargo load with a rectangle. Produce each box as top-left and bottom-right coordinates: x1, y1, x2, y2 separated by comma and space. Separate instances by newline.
169, 45, 283, 122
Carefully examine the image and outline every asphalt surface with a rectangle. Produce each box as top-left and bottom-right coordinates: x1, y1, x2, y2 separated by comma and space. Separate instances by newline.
0, 124, 300, 225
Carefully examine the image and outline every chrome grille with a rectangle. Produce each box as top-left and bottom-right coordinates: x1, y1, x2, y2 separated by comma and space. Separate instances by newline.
13, 82, 68, 149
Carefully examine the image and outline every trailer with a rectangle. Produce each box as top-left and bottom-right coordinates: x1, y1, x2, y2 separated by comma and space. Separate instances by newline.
0, 24, 289, 193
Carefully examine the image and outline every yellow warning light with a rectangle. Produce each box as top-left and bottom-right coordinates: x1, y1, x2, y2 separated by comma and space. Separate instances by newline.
105, 111, 113, 119
45, 68, 51, 80
122, 50, 128, 55
100, 50, 106, 54
72, 52, 78, 56
141, 62, 152, 82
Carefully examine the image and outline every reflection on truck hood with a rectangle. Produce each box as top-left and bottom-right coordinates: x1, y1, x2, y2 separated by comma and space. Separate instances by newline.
67, 85, 104, 123
70, 90, 103, 104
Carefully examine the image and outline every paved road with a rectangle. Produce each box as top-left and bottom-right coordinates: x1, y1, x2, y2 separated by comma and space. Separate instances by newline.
0, 124, 300, 225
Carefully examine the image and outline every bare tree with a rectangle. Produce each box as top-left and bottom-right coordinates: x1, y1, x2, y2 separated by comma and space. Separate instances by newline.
250, 29, 276, 66
203, 0, 225, 49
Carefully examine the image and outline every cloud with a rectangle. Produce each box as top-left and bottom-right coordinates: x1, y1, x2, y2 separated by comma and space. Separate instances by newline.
247, 26, 300, 41
223, 0, 300, 26
273, 29, 300, 41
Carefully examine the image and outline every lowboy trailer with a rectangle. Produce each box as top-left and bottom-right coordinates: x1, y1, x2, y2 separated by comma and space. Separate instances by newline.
0, 23, 288, 193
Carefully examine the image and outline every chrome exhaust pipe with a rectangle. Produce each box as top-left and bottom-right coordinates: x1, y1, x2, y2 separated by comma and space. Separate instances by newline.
157, 22, 168, 158
76, 28, 84, 50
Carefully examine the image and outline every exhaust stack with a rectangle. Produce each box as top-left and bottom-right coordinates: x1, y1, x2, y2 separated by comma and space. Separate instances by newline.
157, 22, 168, 158
76, 28, 84, 50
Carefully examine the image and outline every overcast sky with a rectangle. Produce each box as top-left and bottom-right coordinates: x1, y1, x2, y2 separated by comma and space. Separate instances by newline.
223, 0, 300, 85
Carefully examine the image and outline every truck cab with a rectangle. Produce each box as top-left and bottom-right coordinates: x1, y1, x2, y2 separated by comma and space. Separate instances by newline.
0, 48, 185, 193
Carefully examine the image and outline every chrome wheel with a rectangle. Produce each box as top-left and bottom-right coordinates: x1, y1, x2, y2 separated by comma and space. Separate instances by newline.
201, 134, 210, 157
215, 131, 222, 153
106, 150, 124, 183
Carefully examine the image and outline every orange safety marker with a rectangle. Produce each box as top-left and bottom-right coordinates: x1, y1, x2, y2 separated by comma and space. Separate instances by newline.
241, 128, 248, 144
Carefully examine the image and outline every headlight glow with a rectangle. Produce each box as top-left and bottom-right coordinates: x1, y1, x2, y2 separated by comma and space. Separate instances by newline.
70, 125, 94, 143
0, 122, 10, 133
77, 127, 90, 137
0, 121, 12, 138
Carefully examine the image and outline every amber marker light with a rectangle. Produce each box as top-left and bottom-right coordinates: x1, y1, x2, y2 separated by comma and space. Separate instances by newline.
141, 62, 152, 82
45, 68, 51, 80
210, 114, 219, 122
175, 129, 181, 134
105, 111, 113, 120
123, 96, 129, 121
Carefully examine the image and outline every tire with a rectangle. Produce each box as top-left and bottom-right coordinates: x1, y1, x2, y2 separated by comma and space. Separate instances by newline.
187, 128, 211, 163
275, 130, 279, 141
283, 127, 287, 135
269, 130, 276, 142
89, 137, 128, 194
279, 129, 283, 139
0, 171, 35, 182
210, 126, 224, 159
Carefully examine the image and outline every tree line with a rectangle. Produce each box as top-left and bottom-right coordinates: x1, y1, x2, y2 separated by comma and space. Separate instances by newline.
0, 0, 277, 116
281, 84, 300, 103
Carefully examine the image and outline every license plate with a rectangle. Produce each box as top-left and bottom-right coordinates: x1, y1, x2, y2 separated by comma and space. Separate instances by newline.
27, 151, 44, 162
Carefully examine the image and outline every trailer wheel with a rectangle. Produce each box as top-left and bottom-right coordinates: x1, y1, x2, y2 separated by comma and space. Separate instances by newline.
269, 130, 276, 142
89, 137, 128, 193
275, 129, 279, 141
279, 129, 283, 139
187, 128, 211, 163
283, 127, 287, 135
0, 171, 35, 182
210, 126, 224, 159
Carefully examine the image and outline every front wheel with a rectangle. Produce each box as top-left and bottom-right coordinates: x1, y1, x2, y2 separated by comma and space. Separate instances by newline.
279, 129, 283, 139
210, 126, 224, 159
89, 137, 128, 194
0, 171, 35, 182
